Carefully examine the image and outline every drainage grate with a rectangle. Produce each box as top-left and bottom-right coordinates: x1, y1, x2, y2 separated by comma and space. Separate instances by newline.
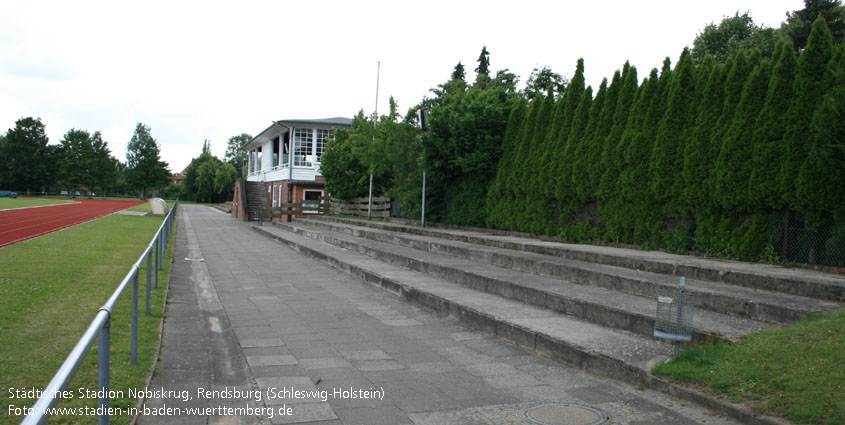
522, 403, 611, 425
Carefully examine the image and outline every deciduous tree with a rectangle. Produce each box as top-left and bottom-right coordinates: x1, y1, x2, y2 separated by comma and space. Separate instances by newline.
2, 117, 51, 195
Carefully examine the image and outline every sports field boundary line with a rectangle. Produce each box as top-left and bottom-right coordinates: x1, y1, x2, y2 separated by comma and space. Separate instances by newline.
0, 201, 80, 212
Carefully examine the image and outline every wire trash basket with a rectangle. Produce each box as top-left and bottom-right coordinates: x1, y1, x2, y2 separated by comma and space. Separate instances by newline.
654, 277, 693, 353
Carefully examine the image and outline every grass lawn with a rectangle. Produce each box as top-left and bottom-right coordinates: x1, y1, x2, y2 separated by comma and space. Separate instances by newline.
0, 198, 77, 210
0, 213, 175, 425
653, 310, 845, 425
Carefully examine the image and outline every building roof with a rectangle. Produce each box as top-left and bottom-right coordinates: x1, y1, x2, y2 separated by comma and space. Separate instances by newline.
243, 117, 353, 151
277, 117, 353, 127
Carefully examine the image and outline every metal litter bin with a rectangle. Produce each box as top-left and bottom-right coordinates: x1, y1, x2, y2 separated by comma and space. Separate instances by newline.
654, 277, 693, 354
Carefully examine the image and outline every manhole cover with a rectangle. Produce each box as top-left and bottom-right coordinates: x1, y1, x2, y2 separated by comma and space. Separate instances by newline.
523, 403, 610, 425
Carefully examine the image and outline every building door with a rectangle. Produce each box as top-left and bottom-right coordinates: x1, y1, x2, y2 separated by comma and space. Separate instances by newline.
302, 190, 324, 214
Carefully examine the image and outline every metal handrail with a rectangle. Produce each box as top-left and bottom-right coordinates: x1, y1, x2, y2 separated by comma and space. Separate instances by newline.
21, 200, 179, 425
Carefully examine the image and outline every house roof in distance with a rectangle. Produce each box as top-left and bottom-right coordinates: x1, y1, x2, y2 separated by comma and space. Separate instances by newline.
244, 117, 353, 151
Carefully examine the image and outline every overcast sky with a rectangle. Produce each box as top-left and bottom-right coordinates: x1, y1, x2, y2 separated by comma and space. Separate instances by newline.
0, 0, 803, 173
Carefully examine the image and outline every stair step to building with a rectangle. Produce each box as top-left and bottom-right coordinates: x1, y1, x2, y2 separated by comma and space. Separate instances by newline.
274, 220, 777, 343
251, 223, 675, 386
309, 215, 845, 303
244, 182, 268, 221
294, 218, 840, 326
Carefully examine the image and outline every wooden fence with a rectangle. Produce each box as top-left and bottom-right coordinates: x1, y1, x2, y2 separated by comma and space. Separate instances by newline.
258, 196, 330, 224
330, 196, 390, 218
258, 196, 391, 224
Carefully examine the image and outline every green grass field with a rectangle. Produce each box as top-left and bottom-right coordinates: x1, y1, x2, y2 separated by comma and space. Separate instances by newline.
0, 213, 175, 425
0, 198, 77, 210
653, 310, 844, 425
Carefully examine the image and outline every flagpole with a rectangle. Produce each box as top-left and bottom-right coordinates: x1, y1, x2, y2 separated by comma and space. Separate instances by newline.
368, 61, 380, 220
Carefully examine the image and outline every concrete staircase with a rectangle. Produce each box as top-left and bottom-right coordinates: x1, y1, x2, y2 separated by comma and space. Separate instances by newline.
244, 181, 268, 221
250, 215, 844, 423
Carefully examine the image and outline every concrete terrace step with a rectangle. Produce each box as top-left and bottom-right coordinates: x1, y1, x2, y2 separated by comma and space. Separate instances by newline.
310, 215, 845, 303
272, 219, 776, 343
295, 217, 841, 326
250, 223, 674, 384
250, 223, 796, 425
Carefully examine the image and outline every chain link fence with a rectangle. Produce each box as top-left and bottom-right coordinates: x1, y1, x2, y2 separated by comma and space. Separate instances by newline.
767, 209, 845, 267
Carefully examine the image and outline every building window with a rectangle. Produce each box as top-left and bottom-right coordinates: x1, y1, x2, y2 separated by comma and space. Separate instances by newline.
294, 128, 313, 166
315, 129, 333, 162
282, 132, 290, 166
273, 137, 279, 167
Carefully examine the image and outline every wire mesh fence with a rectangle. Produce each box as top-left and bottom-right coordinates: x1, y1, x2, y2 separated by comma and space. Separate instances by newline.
767, 209, 845, 267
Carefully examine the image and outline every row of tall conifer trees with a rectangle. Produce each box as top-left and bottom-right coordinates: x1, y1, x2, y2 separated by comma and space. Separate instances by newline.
486, 17, 845, 262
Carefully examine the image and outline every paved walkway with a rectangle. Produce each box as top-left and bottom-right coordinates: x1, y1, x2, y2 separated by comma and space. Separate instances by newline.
140, 206, 741, 425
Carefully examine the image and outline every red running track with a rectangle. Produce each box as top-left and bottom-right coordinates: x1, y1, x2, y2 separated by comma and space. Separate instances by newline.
0, 199, 146, 248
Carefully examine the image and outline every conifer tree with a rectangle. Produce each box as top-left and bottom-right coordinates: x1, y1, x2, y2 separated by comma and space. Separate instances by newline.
679, 55, 717, 210
573, 79, 607, 205
626, 62, 671, 243
684, 60, 725, 213
520, 93, 555, 233
650, 49, 697, 211
598, 62, 637, 201
780, 17, 835, 208
795, 43, 845, 226
560, 86, 592, 212
715, 57, 771, 213
475, 46, 491, 88
707, 51, 749, 202
748, 40, 797, 210
549, 59, 586, 200
452, 62, 466, 81
508, 96, 542, 231
586, 71, 621, 203
539, 95, 567, 197
612, 71, 655, 237
557, 59, 586, 142
487, 97, 527, 228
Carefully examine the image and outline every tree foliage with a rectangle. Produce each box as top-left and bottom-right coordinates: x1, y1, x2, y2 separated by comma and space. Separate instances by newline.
783, 0, 845, 51
692, 12, 778, 64
650, 49, 696, 210
126, 123, 170, 199
715, 56, 771, 212
320, 18, 844, 264
749, 40, 797, 210
780, 17, 834, 206
1, 117, 51, 194
321, 100, 421, 207
224, 133, 251, 166
524, 66, 566, 101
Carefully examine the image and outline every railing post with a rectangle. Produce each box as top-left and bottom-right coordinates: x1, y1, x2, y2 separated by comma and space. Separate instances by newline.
146, 249, 152, 316
131, 269, 138, 365
98, 318, 110, 425
154, 236, 160, 287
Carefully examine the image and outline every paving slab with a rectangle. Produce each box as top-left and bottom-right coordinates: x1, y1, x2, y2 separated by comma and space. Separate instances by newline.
140, 206, 747, 425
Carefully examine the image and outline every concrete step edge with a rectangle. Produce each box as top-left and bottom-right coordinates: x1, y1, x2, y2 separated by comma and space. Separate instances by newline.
309, 215, 845, 303
295, 218, 839, 325
277, 220, 773, 342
